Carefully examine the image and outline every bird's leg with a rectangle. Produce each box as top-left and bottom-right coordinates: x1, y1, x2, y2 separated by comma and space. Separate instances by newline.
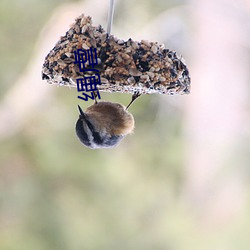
93, 91, 98, 104
126, 91, 141, 110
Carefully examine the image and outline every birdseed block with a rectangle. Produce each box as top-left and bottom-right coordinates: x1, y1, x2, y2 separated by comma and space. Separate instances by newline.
42, 14, 190, 95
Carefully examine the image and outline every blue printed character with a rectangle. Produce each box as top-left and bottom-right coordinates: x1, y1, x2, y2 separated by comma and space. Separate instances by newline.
74, 48, 98, 72
76, 74, 101, 101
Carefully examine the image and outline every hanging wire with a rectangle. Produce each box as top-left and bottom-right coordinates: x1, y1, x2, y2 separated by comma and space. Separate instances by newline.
107, 0, 115, 34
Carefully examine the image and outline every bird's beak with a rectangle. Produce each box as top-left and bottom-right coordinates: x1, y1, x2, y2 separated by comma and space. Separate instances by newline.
77, 105, 86, 119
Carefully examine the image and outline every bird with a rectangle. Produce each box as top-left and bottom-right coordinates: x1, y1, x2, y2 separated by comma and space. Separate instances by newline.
75, 92, 140, 149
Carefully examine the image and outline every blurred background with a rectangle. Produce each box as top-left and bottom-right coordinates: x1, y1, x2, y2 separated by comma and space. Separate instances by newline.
1, 0, 250, 249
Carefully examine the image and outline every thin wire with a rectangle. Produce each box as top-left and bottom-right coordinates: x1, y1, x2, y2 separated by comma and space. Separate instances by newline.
107, 0, 115, 34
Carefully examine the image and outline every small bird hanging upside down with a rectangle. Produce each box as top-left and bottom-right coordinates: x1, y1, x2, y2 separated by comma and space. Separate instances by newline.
75, 92, 140, 149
